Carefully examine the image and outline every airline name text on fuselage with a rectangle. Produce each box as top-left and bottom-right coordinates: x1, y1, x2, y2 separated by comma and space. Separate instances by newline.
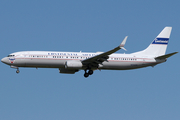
48, 52, 97, 57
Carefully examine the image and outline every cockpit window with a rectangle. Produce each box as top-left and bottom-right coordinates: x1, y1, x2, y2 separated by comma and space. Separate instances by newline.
7, 55, 15, 57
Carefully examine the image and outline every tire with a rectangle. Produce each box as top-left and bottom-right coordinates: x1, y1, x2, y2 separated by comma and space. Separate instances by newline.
84, 73, 89, 78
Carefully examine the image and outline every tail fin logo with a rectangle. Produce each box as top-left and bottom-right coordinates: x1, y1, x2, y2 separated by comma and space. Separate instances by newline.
152, 38, 169, 45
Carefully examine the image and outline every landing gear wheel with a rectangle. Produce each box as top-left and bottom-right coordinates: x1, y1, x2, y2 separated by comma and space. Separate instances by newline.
88, 70, 93, 75
84, 69, 94, 78
84, 73, 89, 78
16, 70, 20, 74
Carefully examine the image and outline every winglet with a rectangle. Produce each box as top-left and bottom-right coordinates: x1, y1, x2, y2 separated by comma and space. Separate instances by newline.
120, 36, 128, 51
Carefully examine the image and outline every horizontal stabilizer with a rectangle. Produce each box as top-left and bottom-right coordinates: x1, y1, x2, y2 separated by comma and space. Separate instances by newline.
155, 52, 178, 59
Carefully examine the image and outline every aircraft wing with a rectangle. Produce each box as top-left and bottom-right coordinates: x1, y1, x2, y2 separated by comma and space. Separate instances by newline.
82, 36, 128, 67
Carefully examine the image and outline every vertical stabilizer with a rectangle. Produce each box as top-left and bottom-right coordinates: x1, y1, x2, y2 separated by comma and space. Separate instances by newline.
132, 27, 172, 56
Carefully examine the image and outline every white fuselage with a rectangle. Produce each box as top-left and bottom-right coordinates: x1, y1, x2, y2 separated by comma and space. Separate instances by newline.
1, 51, 164, 70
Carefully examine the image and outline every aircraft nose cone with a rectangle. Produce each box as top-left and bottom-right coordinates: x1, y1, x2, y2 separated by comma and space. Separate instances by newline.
1, 57, 7, 64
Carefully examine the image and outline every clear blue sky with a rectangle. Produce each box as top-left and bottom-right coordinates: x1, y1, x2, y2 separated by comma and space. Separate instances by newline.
0, 0, 179, 120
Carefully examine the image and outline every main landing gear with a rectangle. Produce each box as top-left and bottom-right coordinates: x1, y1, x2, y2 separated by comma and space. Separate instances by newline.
84, 69, 93, 78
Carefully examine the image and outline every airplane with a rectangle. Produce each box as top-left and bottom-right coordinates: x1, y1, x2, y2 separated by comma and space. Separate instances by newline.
1, 27, 178, 78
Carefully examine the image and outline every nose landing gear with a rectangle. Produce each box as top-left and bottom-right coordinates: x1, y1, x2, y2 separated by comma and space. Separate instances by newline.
10, 66, 20, 74
16, 68, 20, 74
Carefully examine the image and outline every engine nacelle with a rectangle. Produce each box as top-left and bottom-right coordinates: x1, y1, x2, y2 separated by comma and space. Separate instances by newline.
98, 64, 103, 68
65, 60, 83, 69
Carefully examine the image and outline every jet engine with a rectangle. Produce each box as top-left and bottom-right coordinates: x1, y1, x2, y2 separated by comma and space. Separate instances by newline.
65, 60, 83, 69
